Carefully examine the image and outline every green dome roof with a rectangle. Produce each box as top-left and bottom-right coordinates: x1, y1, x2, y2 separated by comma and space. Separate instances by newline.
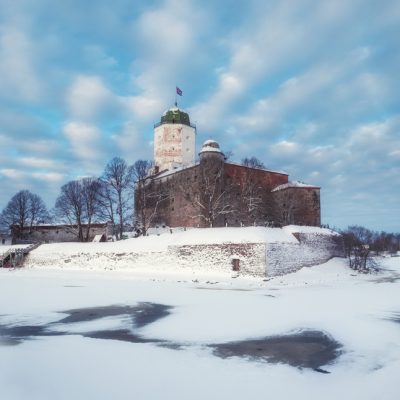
160, 107, 191, 126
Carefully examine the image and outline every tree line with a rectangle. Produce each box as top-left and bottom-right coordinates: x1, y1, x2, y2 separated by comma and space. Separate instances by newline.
340, 225, 400, 272
0, 155, 275, 239
0, 157, 153, 241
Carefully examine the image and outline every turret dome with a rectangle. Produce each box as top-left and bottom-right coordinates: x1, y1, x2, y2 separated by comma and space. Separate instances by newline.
199, 139, 224, 161
160, 107, 191, 126
199, 139, 222, 153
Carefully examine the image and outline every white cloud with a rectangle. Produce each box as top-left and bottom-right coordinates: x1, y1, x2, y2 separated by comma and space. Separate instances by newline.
18, 157, 57, 169
269, 141, 302, 158
389, 149, 400, 159
83, 45, 118, 68
111, 122, 146, 161
126, 0, 209, 121
0, 168, 25, 180
21, 139, 61, 156
66, 75, 117, 121
63, 121, 102, 161
0, 27, 42, 102
31, 172, 65, 183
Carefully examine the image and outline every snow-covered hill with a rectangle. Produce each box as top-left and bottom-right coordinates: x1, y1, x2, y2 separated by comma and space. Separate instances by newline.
23, 226, 343, 277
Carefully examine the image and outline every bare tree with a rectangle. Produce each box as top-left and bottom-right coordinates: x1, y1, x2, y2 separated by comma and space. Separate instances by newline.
184, 157, 232, 227
81, 178, 102, 241
224, 150, 234, 161
54, 178, 102, 242
133, 159, 169, 235
233, 169, 270, 226
0, 190, 49, 234
102, 157, 134, 239
55, 180, 85, 241
276, 189, 296, 226
97, 181, 117, 237
341, 226, 378, 273
241, 156, 266, 169
29, 193, 50, 229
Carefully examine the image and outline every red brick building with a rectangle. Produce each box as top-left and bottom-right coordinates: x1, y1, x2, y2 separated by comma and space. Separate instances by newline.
134, 107, 320, 230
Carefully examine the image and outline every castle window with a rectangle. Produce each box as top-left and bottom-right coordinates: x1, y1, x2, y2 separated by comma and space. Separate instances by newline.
171, 207, 175, 211
186, 136, 189, 139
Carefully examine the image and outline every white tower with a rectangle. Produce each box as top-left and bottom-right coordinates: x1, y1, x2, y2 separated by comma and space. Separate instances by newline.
154, 106, 196, 172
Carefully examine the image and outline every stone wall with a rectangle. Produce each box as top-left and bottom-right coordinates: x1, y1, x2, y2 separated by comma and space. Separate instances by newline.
25, 230, 344, 278
169, 243, 266, 276
266, 233, 344, 276
272, 187, 321, 226
136, 160, 322, 229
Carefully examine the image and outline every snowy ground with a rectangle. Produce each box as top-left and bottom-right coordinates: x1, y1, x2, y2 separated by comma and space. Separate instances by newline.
1, 256, 400, 399
0, 244, 30, 255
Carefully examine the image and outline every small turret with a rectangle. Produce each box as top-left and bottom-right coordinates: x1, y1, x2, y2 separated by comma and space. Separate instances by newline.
199, 139, 224, 162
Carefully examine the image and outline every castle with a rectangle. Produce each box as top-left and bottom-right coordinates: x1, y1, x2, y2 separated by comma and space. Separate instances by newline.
134, 106, 320, 230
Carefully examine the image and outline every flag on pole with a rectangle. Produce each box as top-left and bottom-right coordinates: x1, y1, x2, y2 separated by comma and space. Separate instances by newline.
176, 86, 183, 96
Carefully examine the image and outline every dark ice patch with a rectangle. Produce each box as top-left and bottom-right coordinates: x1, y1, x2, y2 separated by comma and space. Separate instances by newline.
211, 330, 342, 371
0, 303, 173, 346
388, 312, 400, 324
84, 329, 162, 344
57, 303, 171, 328
372, 271, 400, 283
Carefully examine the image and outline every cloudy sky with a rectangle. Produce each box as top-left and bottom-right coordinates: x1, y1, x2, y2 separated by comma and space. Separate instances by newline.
0, 0, 399, 231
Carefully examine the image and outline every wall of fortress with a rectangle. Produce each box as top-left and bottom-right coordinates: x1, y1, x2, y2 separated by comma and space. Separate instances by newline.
25, 230, 344, 277
266, 232, 345, 276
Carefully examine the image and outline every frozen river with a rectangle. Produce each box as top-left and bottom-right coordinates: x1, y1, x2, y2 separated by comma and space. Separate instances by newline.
1, 257, 399, 399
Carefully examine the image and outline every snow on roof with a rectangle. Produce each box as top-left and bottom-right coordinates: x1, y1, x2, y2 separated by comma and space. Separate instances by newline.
225, 162, 288, 176
203, 139, 218, 145
162, 106, 188, 116
272, 181, 319, 192
153, 163, 198, 179
199, 145, 222, 153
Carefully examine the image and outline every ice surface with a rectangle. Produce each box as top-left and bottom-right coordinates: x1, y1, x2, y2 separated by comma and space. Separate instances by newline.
0, 256, 400, 399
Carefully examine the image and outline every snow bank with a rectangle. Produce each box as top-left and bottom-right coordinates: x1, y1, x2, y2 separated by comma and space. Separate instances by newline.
170, 226, 298, 245
283, 225, 340, 236
0, 244, 30, 256
24, 226, 343, 278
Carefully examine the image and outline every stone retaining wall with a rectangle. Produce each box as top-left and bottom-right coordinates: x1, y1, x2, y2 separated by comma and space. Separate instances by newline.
169, 243, 266, 276
267, 233, 344, 276
25, 232, 344, 277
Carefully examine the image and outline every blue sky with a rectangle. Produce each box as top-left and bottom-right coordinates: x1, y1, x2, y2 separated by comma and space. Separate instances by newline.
0, 0, 399, 231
